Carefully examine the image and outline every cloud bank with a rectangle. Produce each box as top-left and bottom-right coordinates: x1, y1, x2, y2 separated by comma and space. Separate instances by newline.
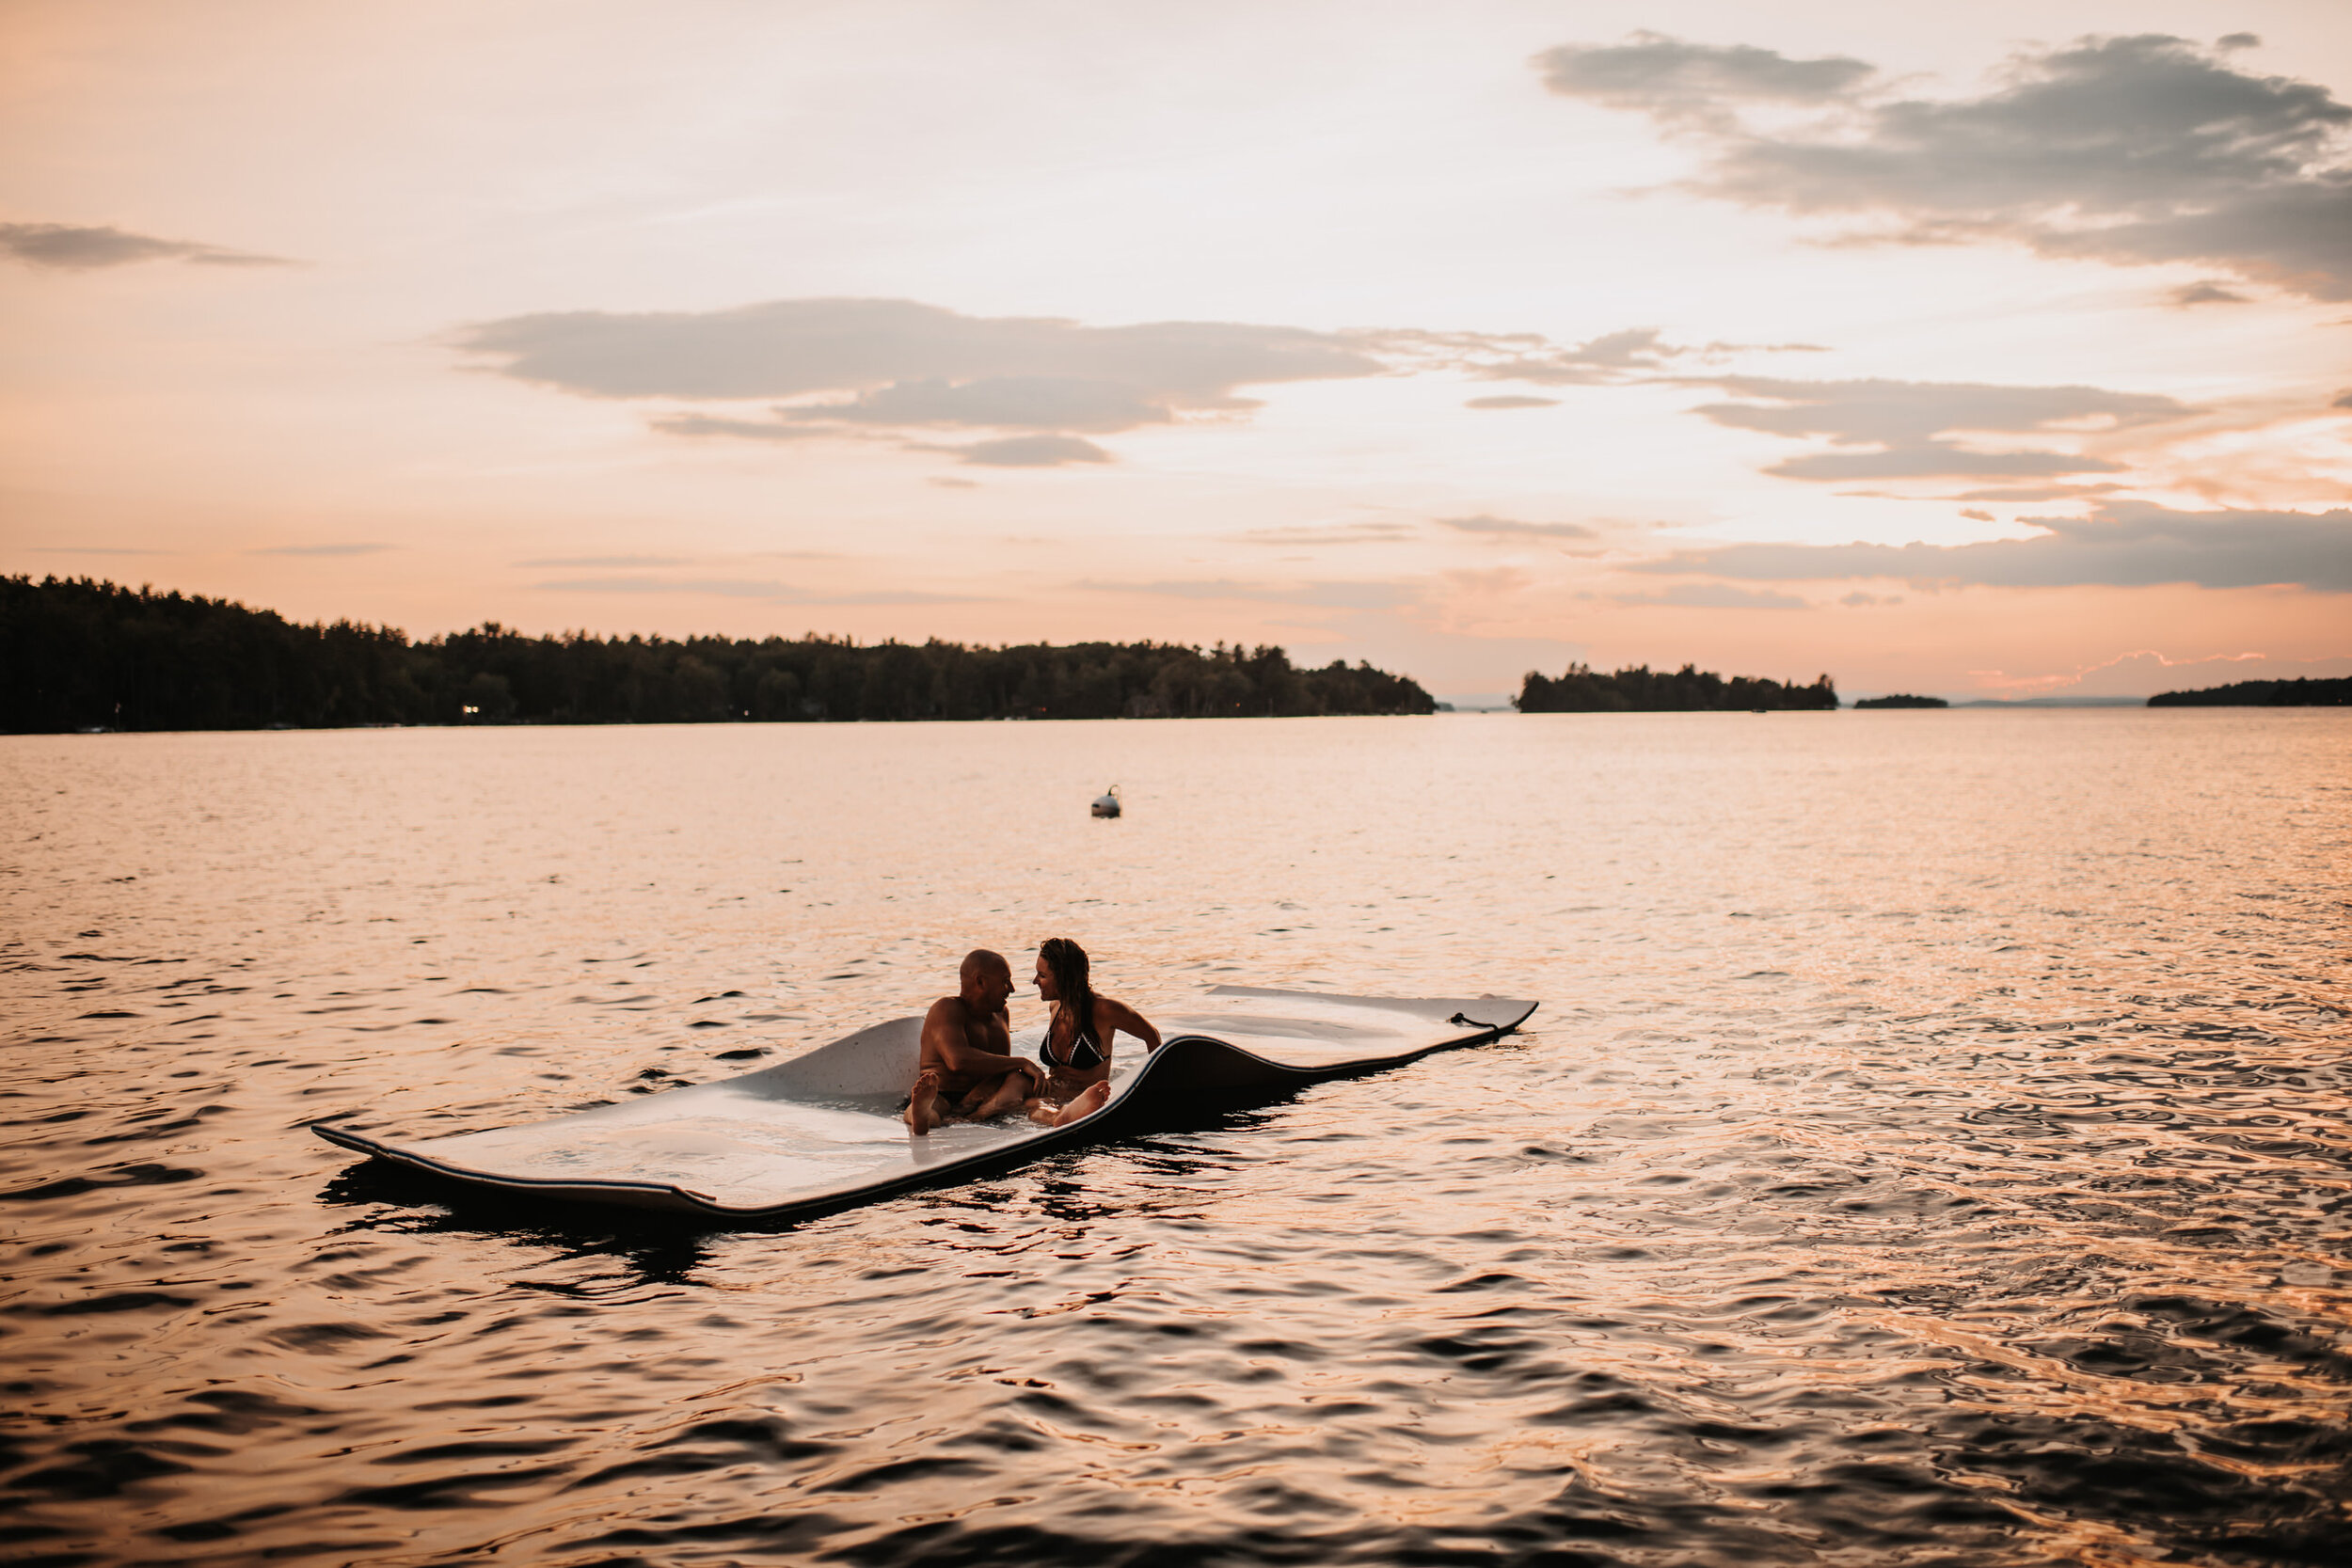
466, 295, 2208, 496
1537, 32, 2352, 299
0, 222, 293, 270
456, 298, 1386, 430
1439, 515, 1599, 540
1538, 33, 1874, 120
1635, 503, 2352, 591
462, 299, 1849, 459
954, 435, 1112, 467
1689, 377, 2194, 480
1468, 326, 1823, 387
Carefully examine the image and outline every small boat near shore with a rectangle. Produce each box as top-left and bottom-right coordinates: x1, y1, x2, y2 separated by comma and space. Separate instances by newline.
311, 986, 1537, 1222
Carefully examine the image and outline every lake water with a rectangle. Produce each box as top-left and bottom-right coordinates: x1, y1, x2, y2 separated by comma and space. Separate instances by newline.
3, 711, 2347, 1566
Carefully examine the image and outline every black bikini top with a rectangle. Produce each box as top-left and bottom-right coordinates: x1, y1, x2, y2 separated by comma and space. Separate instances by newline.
1040, 1006, 1105, 1071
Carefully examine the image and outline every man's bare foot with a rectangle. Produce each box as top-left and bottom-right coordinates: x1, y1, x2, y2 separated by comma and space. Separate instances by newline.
1050, 1080, 1112, 1126
903, 1069, 945, 1135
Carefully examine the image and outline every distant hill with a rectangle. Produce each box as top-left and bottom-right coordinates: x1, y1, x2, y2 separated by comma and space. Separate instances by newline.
1854, 694, 1947, 708
0, 575, 1437, 732
1517, 662, 1836, 712
2147, 676, 2350, 706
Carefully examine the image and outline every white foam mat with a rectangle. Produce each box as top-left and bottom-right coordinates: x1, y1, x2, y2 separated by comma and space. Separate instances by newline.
312, 986, 1539, 1220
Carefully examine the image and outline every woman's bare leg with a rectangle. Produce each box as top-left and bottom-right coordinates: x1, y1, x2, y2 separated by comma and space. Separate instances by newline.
1025, 1074, 1077, 1126
1050, 1081, 1112, 1126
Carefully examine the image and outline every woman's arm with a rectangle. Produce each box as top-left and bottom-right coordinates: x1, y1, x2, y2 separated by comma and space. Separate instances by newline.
1098, 995, 1161, 1054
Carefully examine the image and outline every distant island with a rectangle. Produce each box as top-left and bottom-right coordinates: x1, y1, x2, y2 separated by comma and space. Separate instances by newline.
1517, 662, 1837, 712
1, 575, 1436, 732
1853, 693, 1947, 708
2148, 676, 2350, 706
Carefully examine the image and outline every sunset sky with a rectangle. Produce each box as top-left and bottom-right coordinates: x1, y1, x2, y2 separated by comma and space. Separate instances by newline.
4, 0, 2348, 701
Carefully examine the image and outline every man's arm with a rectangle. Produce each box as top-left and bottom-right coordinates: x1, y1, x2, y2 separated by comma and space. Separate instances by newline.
923, 1001, 1043, 1083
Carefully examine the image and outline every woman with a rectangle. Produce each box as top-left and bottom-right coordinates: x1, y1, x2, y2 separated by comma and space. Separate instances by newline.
1026, 936, 1159, 1126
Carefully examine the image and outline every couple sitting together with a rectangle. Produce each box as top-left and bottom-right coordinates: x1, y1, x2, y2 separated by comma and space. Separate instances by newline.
903, 937, 1159, 1135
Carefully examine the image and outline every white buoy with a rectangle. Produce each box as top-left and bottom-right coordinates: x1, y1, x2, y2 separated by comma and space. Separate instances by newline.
1090, 785, 1121, 818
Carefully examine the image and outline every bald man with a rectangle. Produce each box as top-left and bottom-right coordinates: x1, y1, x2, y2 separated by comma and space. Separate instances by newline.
902, 949, 1047, 1134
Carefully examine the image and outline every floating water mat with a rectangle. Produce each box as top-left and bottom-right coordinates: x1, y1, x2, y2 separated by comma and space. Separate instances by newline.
312, 985, 1538, 1222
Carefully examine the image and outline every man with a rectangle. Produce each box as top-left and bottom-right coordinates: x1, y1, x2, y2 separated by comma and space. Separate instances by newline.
903, 949, 1049, 1134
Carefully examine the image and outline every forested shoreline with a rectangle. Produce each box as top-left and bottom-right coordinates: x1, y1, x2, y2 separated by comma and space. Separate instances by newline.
1517, 662, 1838, 712
2147, 676, 2350, 706
1, 576, 1435, 732
16, 575, 2338, 733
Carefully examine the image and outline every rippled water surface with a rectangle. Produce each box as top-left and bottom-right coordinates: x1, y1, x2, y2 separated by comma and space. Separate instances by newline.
4, 711, 2348, 1566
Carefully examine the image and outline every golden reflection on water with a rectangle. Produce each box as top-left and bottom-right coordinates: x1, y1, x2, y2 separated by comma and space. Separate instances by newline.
1, 710, 2347, 1566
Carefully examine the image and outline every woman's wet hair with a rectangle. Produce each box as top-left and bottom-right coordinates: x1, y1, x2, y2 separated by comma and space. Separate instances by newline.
1040, 937, 1095, 1050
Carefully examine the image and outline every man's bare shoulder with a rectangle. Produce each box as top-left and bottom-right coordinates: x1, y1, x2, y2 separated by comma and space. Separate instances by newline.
925, 995, 972, 1026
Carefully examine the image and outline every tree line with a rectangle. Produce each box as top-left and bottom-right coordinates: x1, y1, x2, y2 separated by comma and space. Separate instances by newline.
1, 575, 1436, 733
2147, 676, 2349, 706
1517, 661, 1838, 712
